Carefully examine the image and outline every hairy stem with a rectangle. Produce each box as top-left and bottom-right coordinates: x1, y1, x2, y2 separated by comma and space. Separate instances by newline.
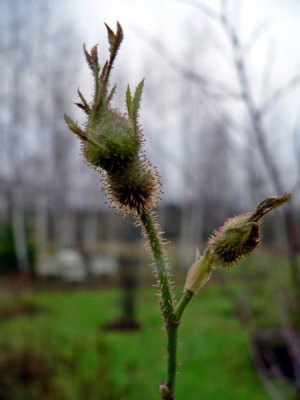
139, 209, 178, 399
139, 210, 175, 321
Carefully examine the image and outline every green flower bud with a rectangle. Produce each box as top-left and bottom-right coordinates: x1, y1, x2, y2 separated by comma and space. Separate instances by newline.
65, 23, 140, 174
208, 193, 291, 268
84, 109, 140, 173
65, 22, 160, 214
208, 215, 260, 267
108, 161, 160, 213
184, 249, 213, 293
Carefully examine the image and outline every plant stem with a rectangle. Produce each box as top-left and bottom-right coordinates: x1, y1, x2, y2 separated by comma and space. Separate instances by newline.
166, 321, 179, 400
139, 210, 175, 322
139, 209, 178, 399
175, 290, 194, 320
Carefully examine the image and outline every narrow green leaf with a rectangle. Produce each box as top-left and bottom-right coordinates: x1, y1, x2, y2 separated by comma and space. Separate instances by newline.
126, 84, 132, 117
64, 114, 87, 140
131, 79, 144, 124
64, 114, 103, 152
107, 84, 117, 104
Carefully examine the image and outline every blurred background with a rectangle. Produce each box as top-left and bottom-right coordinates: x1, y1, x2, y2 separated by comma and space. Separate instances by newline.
0, 0, 300, 399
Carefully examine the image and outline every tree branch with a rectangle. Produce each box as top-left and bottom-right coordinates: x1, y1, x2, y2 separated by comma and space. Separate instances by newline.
134, 26, 242, 101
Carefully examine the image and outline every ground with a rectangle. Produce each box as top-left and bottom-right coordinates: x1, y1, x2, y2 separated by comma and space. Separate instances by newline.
0, 279, 271, 399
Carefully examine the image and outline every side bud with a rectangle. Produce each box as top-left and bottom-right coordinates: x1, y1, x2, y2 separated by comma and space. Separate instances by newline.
207, 193, 291, 268
184, 249, 213, 293
208, 215, 260, 267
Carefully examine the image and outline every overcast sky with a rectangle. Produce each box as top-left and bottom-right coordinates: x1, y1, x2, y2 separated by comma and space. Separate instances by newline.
70, 0, 300, 74
68, 0, 300, 131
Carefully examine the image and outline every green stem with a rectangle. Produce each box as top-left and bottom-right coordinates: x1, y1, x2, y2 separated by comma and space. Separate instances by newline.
175, 290, 194, 321
138, 210, 177, 399
139, 210, 175, 322
164, 291, 194, 398
166, 321, 179, 399
176, 249, 213, 321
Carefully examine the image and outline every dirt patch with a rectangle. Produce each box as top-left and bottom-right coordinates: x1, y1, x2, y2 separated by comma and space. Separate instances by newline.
0, 303, 44, 321
0, 341, 126, 400
102, 318, 141, 332
0, 347, 56, 400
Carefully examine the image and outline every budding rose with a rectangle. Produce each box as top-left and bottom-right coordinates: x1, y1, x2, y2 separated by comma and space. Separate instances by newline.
207, 193, 292, 268
108, 161, 159, 213
208, 214, 261, 267
65, 23, 160, 215
84, 109, 140, 174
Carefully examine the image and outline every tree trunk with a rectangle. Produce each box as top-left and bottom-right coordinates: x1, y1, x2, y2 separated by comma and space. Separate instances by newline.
11, 186, 29, 273
34, 194, 48, 260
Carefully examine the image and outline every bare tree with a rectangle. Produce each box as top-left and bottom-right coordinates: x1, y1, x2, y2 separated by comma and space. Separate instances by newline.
140, 23, 237, 268
170, 0, 300, 307
1, 0, 33, 273
0, 0, 80, 272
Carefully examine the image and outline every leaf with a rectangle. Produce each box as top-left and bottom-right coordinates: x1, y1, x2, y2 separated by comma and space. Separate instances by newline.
83, 44, 94, 71
105, 23, 116, 49
126, 84, 132, 116
75, 103, 87, 113
77, 89, 90, 114
107, 84, 117, 104
90, 44, 99, 68
115, 21, 124, 47
102, 22, 124, 85
131, 79, 144, 124
83, 44, 99, 76
64, 114, 87, 141
100, 61, 108, 83
104, 21, 123, 54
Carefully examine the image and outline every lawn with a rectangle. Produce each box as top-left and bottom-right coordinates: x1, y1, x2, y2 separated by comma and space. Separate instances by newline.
0, 279, 270, 400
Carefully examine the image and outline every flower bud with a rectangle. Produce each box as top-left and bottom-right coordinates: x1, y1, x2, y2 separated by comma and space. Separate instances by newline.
207, 193, 291, 268
84, 109, 140, 173
65, 22, 139, 175
65, 23, 161, 215
108, 161, 159, 213
208, 215, 260, 267
184, 249, 213, 293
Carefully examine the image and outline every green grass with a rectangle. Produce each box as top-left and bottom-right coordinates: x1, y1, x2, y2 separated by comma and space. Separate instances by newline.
0, 282, 269, 400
